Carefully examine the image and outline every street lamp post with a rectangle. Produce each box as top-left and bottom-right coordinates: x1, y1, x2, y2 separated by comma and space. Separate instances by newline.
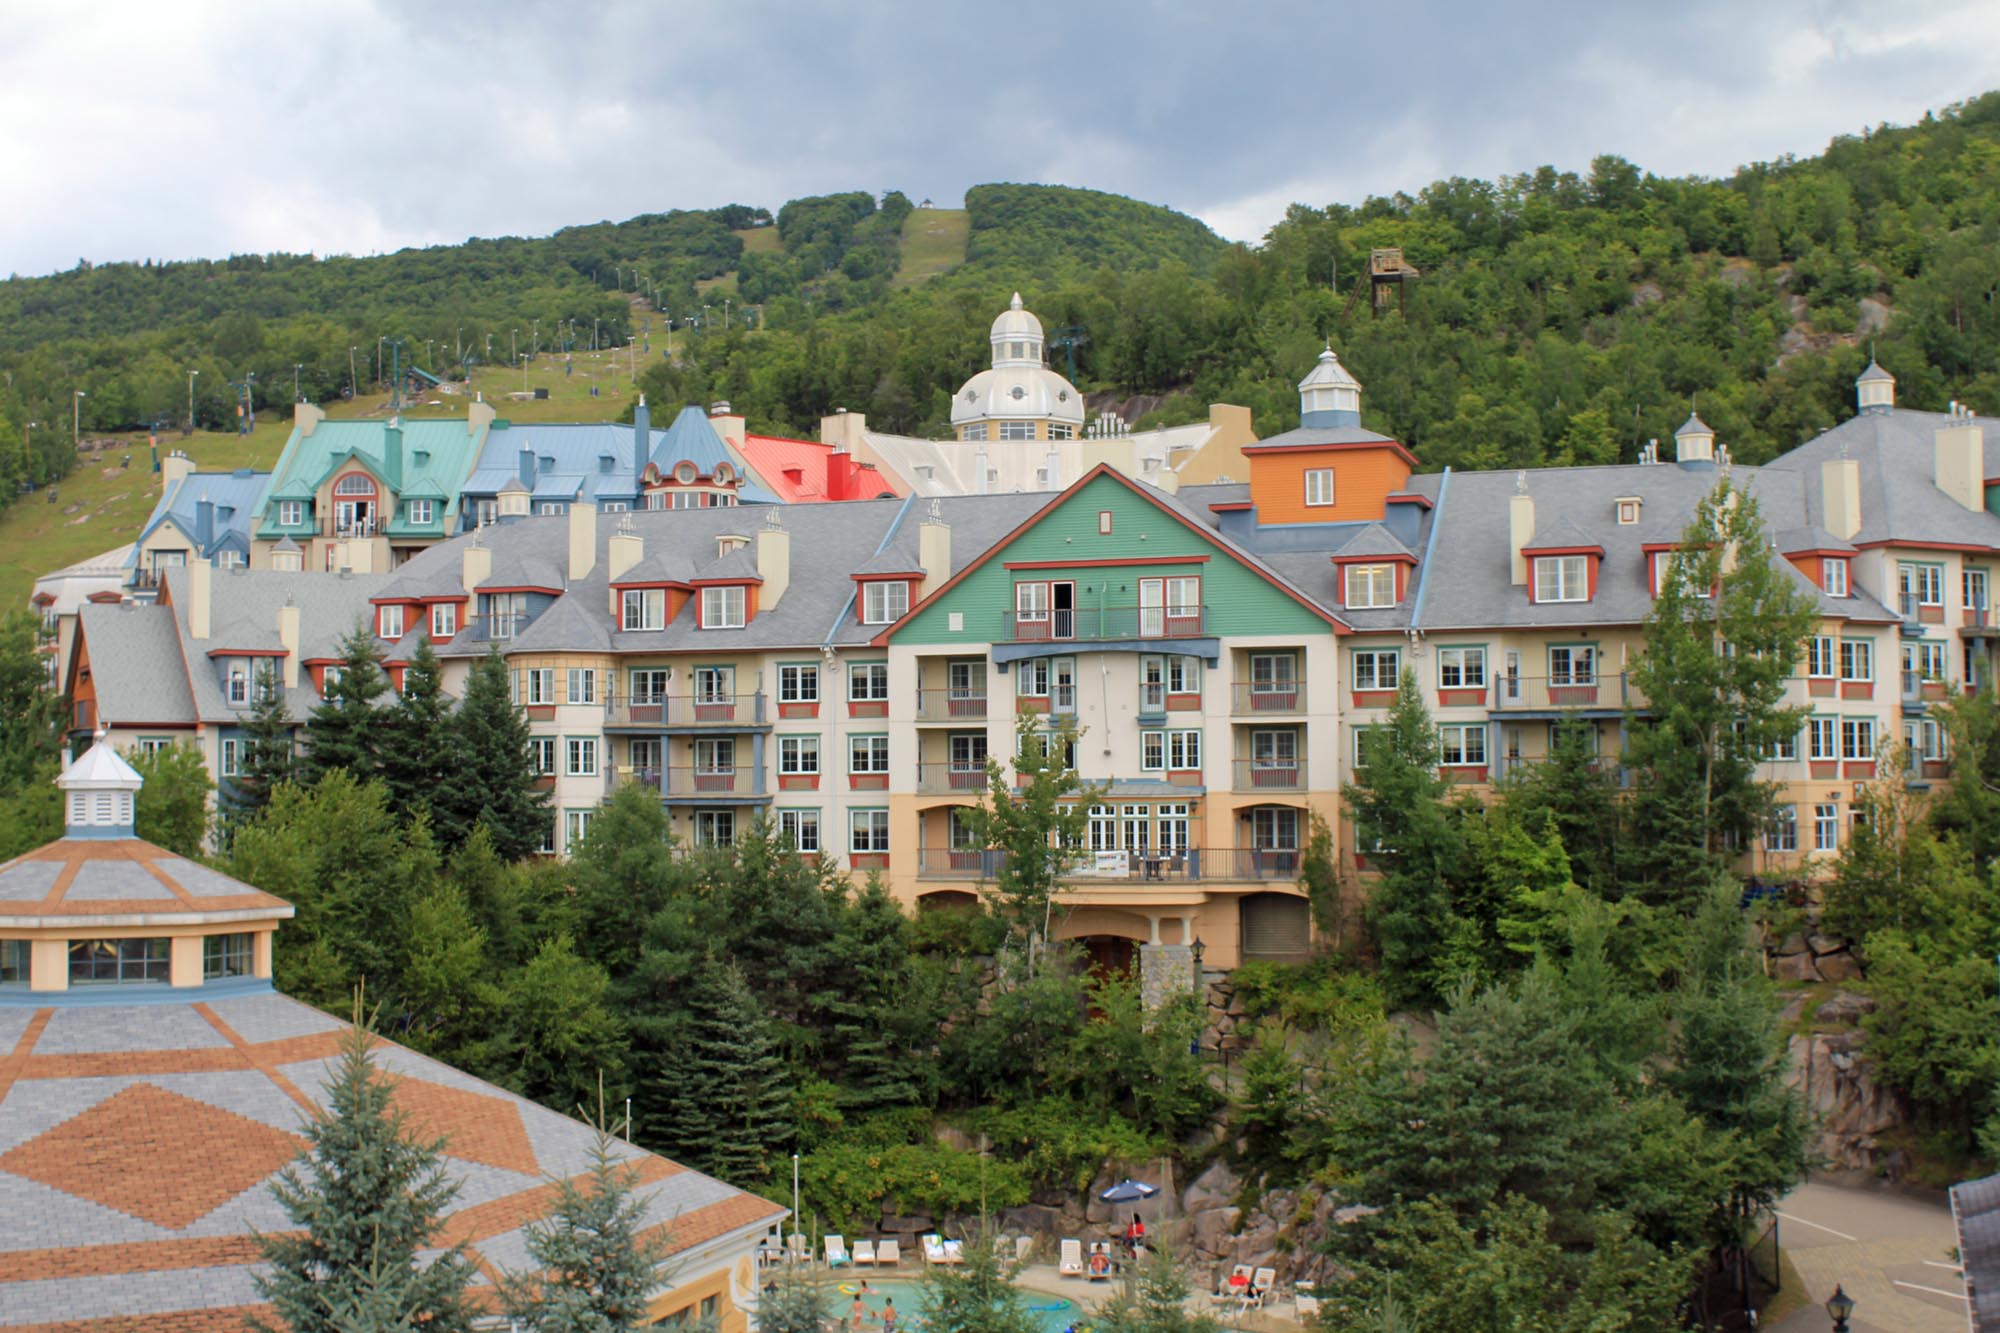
377, 336, 386, 388
293, 363, 303, 402
532, 319, 539, 359
22, 421, 36, 474
724, 298, 731, 331
1825, 1284, 1854, 1331
72, 390, 86, 451
187, 369, 199, 433
348, 347, 358, 399
791, 1153, 801, 1254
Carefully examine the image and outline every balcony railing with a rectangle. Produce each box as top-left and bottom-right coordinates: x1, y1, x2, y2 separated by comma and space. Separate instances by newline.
479, 612, 526, 642
1488, 674, 1640, 711
1221, 848, 1303, 880
661, 765, 764, 798
607, 766, 662, 793
916, 688, 990, 722
917, 761, 990, 794
1231, 682, 1306, 715
1005, 606, 1208, 643
916, 846, 1204, 881
1233, 759, 1306, 791
603, 693, 769, 727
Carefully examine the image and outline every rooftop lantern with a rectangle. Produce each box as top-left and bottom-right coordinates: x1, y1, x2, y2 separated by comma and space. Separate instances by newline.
1674, 410, 1716, 465
1298, 345, 1362, 429
1856, 358, 1895, 415
56, 735, 141, 839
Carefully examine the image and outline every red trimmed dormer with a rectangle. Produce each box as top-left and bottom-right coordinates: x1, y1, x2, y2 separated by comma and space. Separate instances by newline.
853, 570, 921, 629
1326, 523, 1419, 612
688, 536, 762, 629
1641, 543, 1720, 599
1523, 521, 1605, 605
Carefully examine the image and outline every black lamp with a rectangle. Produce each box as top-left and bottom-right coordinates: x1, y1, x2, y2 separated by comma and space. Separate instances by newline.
1825, 1284, 1854, 1331
1190, 937, 1205, 969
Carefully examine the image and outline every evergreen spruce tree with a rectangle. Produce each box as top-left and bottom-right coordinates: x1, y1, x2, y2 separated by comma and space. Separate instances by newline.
382, 636, 451, 822
253, 1012, 476, 1333
435, 648, 549, 859
502, 1110, 672, 1330
1503, 715, 1620, 896
303, 622, 391, 786
1340, 669, 1468, 1005
756, 1268, 829, 1333
234, 662, 297, 814
826, 878, 927, 1113
1623, 480, 1815, 908
1094, 1245, 1222, 1333
646, 958, 791, 1184
920, 1228, 1034, 1333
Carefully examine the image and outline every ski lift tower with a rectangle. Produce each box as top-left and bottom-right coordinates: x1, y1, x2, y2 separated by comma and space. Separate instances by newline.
1048, 325, 1089, 383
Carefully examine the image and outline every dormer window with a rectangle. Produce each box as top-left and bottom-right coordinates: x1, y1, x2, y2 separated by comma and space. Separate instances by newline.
407, 499, 434, 525
227, 661, 251, 705
279, 501, 303, 527
1344, 564, 1396, 610
1825, 559, 1849, 597
701, 586, 746, 629
622, 588, 667, 631
1651, 551, 1713, 600
717, 535, 749, 556
862, 581, 911, 625
1534, 556, 1590, 603
379, 605, 405, 639
675, 462, 698, 484
1616, 498, 1640, 525
713, 462, 734, 484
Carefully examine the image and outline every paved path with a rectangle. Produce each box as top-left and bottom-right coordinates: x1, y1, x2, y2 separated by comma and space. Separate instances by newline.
1770, 1180, 1966, 1332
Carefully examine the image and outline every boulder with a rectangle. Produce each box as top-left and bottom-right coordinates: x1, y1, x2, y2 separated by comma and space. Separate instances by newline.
998, 1204, 1065, 1239
1806, 930, 1842, 957
1774, 931, 1809, 956
1815, 990, 1877, 1024
1772, 952, 1818, 982
879, 1215, 933, 1235
1815, 952, 1863, 983
1786, 1031, 1903, 1174
1188, 1205, 1242, 1258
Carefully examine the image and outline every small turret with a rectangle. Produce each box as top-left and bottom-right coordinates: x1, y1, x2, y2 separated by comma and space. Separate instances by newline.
1298, 346, 1362, 429
1856, 359, 1895, 415
1674, 411, 1716, 465
58, 735, 141, 838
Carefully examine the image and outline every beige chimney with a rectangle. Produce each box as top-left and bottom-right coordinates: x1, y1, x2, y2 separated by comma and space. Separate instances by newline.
159, 449, 196, 494
820, 409, 868, 451
608, 521, 643, 582
568, 501, 596, 581
757, 515, 790, 609
277, 601, 300, 689
468, 399, 497, 436
462, 538, 492, 594
187, 557, 212, 640
1935, 409, 1985, 513
1508, 488, 1536, 586
1822, 459, 1862, 540
295, 401, 326, 437
709, 402, 746, 449
919, 509, 951, 597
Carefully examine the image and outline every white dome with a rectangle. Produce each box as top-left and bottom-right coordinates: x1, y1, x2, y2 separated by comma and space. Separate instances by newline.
990, 292, 1044, 345
950, 365, 1086, 428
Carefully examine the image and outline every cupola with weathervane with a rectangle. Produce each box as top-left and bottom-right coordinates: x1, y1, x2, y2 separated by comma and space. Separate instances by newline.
1856, 359, 1895, 415
1298, 345, 1362, 428
1674, 410, 1716, 465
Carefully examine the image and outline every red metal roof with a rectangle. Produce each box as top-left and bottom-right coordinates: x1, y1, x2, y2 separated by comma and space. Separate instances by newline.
739, 433, 904, 504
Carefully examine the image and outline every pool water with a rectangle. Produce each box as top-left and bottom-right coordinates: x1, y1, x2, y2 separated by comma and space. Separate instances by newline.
828, 1278, 1086, 1333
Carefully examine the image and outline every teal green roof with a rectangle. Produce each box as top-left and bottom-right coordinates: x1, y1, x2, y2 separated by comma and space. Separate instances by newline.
254, 416, 490, 539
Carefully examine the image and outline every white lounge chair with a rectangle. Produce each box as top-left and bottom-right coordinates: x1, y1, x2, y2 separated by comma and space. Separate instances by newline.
1295, 1285, 1322, 1318
921, 1234, 947, 1264
853, 1240, 876, 1266
942, 1239, 965, 1265
1014, 1235, 1033, 1264
1059, 1238, 1084, 1276
1218, 1264, 1253, 1298
786, 1233, 810, 1265
877, 1239, 901, 1267
825, 1235, 850, 1268
1249, 1267, 1277, 1306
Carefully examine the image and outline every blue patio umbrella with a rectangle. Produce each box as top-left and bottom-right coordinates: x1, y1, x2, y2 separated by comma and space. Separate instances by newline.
1099, 1179, 1160, 1204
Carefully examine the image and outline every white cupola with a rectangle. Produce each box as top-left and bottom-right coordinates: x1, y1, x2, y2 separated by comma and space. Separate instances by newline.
1674, 411, 1716, 465
58, 736, 142, 838
1299, 345, 1362, 429
1856, 359, 1895, 415
990, 293, 1045, 367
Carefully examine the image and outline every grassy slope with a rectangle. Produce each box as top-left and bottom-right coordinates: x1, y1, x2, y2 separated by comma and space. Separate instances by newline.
0, 348, 648, 606
894, 209, 969, 287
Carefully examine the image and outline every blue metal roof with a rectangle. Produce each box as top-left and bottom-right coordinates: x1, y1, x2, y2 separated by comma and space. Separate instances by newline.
130, 469, 268, 566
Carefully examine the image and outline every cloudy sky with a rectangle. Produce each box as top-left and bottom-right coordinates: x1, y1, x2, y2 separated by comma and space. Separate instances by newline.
2, 0, 1996, 277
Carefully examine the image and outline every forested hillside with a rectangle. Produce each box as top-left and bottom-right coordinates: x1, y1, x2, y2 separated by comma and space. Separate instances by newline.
5, 95, 2000, 517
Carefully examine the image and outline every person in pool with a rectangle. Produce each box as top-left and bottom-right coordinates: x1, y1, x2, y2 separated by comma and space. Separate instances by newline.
849, 1294, 869, 1330
878, 1297, 898, 1330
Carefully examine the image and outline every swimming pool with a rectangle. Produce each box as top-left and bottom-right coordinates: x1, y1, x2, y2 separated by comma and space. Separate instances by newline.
826, 1278, 1087, 1333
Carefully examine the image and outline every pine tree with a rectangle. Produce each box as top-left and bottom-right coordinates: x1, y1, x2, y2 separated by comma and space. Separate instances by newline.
1503, 715, 1619, 896
303, 621, 391, 786
920, 1228, 1035, 1333
1623, 479, 1816, 908
646, 958, 791, 1183
502, 1112, 672, 1330
253, 1012, 476, 1333
756, 1268, 829, 1333
826, 879, 926, 1113
234, 661, 296, 813
1340, 669, 1468, 1005
434, 648, 548, 860
382, 636, 450, 822
1094, 1245, 1222, 1333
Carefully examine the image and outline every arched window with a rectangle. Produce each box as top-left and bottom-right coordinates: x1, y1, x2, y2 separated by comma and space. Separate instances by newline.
334, 473, 376, 497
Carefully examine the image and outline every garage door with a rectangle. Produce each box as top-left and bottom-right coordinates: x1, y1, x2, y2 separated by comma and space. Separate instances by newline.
1239, 893, 1311, 963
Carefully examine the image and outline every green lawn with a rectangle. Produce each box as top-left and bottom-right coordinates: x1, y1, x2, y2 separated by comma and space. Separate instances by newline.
895, 208, 968, 287
735, 226, 783, 255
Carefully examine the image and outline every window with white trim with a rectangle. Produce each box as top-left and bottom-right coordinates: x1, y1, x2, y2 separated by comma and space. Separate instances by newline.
1905, 640, 1946, 682
1807, 636, 1835, 678
278, 501, 303, 527
850, 808, 891, 853
1139, 729, 1201, 771
1534, 555, 1590, 603
779, 736, 820, 775
531, 738, 556, 775
1437, 646, 1486, 689
1251, 729, 1298, 768
862, 581, 910, 625
1352, 649, 1400, 692
521, 668, 554, 706
1839, 639, 1873, 682
1249, 653, 1295, 695
849, 735, 890, 773
692, 666, 733, 704
566, 668, 597, 705
778, 664, 818, 703
1899, 562, 1944, 606
227, 662, 250, 705
431, 602, 458, 638
1807, 717, 1837, 762
219, 738, 242, 777
1840, 717, 1876, 761
1824, 559, 1848, 597
1548, 646, 1596, 686
1764, 805, 1797, 853
622, 588, 666, 631
848, 662, 889, 702
379, 605, 404, 639
1304, 468, 1334, 507
408, 499, 434, 525
1966, 568, 1990, 612
693, 810, 736, 847
701, 586, 746, 628
564, 809, 593, 849
629, 669, 668, 704
693, 737, 734, 776
1439, 724, 1486, 766
1015, 581, 1049, 623
1344, 564, 1396, 609
1017, 659, 1049, 697
1813, 803, 1839, 852
566, 738, 598, 776
778, 808, 820, 854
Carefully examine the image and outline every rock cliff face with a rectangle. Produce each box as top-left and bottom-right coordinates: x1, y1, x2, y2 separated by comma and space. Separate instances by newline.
1784, 993, 1908, 1178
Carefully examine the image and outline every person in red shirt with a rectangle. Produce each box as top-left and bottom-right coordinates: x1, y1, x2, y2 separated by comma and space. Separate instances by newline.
1125, 1214, 1146, 1256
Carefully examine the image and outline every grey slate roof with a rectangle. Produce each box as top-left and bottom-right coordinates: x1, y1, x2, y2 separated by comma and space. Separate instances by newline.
1773, 525, 1856, 555
1249, 424, 1398, 449
1521, 515, 1604, 552
1761, 406, 2000, 552
163, 567, 393, 721
75, 604, 196, 725
1329, 523, 1415, 561
690, 546, 762, 583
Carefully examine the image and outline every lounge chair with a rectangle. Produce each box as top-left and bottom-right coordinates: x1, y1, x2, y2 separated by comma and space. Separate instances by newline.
1014, 1235, 1033, 1264
825, 1235, 850, 1268
853, 1240, 876, 1266
1218, 1265, 1253, 1297
785, 1233, 810, 1265
942, 1239, 965, 1265
877, 1239, 901, 1267
922, 1234, 958, 1265
1249, 1267, 1277, 1306
1087, 1244, 1114, 1282
1295, 1285, 1322, 1318
1059, 1238, 1084, 1277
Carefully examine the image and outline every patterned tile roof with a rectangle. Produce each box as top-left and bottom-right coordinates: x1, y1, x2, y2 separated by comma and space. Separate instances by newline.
0, 838, 292, 928
0, 993, 786, 1329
